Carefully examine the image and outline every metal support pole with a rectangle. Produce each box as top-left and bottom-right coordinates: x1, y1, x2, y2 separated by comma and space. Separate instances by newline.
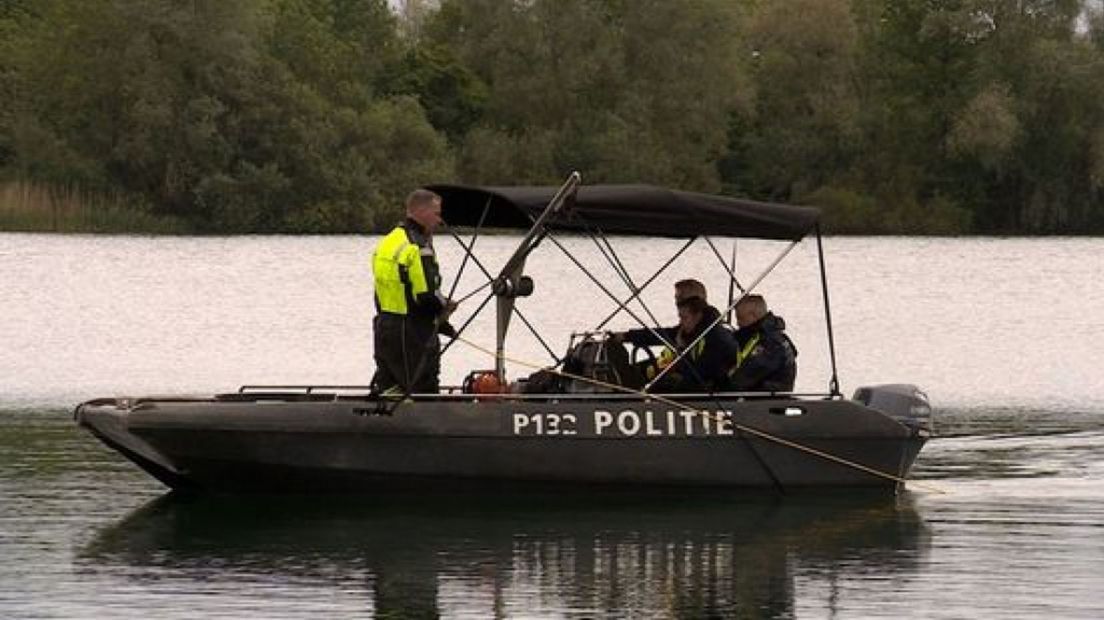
815, 225, 841, 397
594, 237, 696, 330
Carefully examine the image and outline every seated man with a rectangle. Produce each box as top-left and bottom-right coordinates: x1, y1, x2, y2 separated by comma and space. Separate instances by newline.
727, 294, 797, 392
612, 279, 735, 393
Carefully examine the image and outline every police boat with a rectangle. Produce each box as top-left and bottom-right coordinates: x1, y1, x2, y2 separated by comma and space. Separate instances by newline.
75, 172, 933, 493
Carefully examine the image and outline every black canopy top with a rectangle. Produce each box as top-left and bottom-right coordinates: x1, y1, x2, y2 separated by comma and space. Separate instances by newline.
427, 184, 820, 240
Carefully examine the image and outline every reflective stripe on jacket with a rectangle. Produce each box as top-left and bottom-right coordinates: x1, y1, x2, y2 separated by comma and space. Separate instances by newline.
734, 332, 761, 368
373, 225, 432, 315
647, 339, 706, 380
727, 313, 797, 392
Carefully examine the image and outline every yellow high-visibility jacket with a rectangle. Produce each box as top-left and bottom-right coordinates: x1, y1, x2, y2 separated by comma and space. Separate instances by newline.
372, 220, 444, 318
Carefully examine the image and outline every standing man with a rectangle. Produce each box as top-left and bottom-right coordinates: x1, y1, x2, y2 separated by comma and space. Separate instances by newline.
371, 189, 457, 395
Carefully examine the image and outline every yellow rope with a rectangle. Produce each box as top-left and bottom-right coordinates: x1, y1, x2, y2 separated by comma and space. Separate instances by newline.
453, 335, 944, 494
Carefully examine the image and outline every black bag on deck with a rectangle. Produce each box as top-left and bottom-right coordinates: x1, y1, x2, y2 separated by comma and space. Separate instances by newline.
520, 334, 641, 394
561, 335, 640, 392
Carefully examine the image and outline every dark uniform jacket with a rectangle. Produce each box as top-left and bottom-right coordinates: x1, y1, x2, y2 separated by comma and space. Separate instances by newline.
624, 305, 736, 392
728, 312, 797, 392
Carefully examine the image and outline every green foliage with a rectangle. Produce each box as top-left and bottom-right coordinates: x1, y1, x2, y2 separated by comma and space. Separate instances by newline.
3, 0, 451, 233
947, 83, 1020, 171
4, 0, 1104, 234
430, 0, 745, 191
0, 181, 190, 233
804, 185, 970, 235
382, 44, 488, 144
734, 0, 860, 200
800, 186, 880, 234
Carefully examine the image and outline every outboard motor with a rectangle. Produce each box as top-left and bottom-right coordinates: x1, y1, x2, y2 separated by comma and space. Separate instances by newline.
852, 384, 933, 435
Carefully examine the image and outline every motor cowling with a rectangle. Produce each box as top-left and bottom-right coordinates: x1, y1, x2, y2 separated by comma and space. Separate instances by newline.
852, 384, 933, 434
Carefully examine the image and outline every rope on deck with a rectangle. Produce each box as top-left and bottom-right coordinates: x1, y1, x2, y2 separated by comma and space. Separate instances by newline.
453, 335, 944, 494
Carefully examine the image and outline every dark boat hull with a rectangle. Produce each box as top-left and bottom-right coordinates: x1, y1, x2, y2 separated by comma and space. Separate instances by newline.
75, 391, 930, 493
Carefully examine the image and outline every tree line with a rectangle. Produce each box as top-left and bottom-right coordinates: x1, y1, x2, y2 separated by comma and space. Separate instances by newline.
2, 0, 1104, 234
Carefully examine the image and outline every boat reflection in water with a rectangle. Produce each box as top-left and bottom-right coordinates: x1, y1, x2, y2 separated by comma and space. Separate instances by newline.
81, 491, 930, 617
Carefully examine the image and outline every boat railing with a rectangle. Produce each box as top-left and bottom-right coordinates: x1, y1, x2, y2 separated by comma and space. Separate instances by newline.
239, 385, 375, 394
230, 385, 837, 403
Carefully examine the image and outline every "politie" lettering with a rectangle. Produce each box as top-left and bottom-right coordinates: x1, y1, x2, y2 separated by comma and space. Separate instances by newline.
512, 409, 734, 437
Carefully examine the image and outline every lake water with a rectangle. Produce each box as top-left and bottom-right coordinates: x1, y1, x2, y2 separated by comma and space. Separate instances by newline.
2, 232, 1103, 618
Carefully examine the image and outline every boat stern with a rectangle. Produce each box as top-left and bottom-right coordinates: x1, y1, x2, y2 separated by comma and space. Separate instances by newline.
852, 384, 933, 437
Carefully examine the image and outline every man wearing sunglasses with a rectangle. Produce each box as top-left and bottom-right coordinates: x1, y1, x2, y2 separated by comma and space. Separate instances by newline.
611, 279, 735, 393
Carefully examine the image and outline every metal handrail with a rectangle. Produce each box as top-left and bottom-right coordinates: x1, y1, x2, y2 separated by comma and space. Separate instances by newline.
238, 385, 372, 394
233, 385, 835, 401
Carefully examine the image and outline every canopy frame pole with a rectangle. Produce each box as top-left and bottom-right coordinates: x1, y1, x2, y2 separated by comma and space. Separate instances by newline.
703, 236, 746, 300
493, 172, 580, 379
588, 229, 633, 290
726, 240, 738, 323
452, 279, 493, 306
511, 300, 562, 363
815, 225, 841, 397
445, 230, 561, 366
446, 197, 492, 302
594, 237, 696, 330
438, 290, 497, 359
544, 231, 678, 352
587, 225, 720, 391
586, 224, 668, 334
645, 239, 800, 392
